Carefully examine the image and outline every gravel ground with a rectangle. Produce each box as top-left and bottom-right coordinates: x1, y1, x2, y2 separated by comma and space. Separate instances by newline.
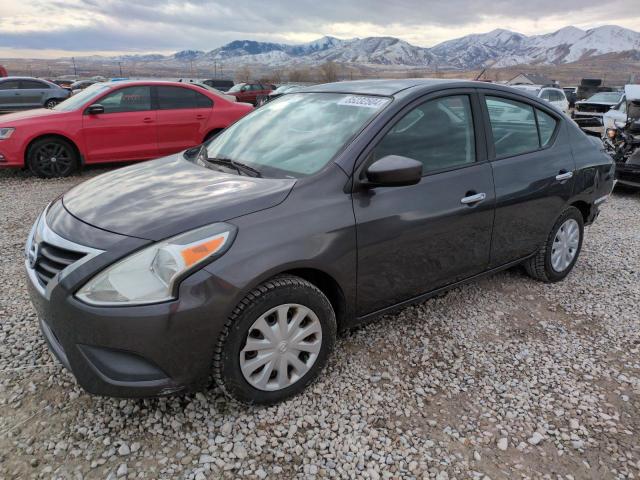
0, 167, 639, 479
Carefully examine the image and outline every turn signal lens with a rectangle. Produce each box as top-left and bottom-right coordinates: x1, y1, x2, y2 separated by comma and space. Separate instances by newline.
76, 223, 236, 306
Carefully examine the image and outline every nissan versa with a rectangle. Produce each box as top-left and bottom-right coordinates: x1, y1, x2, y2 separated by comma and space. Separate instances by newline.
26, 80, 615, 405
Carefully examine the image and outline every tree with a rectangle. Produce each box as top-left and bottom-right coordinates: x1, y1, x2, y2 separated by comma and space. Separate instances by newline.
235, 65, 251, 83
288, 68, 312, 82
319, 61, 339, 83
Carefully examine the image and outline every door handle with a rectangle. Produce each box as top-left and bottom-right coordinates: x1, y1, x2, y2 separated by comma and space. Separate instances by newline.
142, 117, 154, 123
555, 171, 574, 181
460, 192, 486, 205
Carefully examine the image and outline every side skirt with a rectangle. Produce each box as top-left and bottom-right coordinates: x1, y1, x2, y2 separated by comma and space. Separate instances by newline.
350, 254, 535, 327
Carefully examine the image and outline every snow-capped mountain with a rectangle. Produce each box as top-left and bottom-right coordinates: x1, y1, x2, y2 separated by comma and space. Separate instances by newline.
430, 29, 527, 68
98, 25, 640, 71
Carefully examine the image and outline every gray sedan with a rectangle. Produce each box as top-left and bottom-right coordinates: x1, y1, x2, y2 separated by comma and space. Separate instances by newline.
0, 77, 71, 111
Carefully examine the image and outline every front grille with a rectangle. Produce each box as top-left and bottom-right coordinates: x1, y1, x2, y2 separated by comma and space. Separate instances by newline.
576, 104, 610, 114
33, 241, 86, 288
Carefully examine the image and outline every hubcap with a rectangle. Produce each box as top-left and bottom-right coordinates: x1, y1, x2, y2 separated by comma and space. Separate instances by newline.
551, 218, 580, 272
240, 303, 322, 391
34, 143, 72, 176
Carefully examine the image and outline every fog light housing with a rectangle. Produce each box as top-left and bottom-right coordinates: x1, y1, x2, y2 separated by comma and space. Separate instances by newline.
606, 128, 617, 139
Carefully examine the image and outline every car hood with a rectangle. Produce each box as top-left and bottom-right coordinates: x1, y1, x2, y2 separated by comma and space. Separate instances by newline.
62, 154, 296, 241
0, 108, 67, 124
575, 100, 617, 106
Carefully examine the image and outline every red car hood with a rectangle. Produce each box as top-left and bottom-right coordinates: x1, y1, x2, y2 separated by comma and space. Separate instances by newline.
0, 108, 67, 124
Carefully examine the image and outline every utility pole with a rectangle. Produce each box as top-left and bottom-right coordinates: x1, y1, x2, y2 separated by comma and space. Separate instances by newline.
72, 57, 77, 77
118, 62, 123, 77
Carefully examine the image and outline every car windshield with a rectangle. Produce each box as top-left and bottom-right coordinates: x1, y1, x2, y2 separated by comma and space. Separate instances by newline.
199, 92, 390, 178
586, 92, 622, 103
227, 84, 245, 93
53, 83, 110, 111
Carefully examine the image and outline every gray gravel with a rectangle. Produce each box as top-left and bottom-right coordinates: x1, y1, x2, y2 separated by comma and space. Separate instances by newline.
0, 167, 639, 479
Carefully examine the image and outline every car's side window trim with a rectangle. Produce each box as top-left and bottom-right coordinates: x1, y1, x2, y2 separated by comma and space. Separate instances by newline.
352, 88, 488, 183
478, 90, 562, 161
85, 86, 154, 114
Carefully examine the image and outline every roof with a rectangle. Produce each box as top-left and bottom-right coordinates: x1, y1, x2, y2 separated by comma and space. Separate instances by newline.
0, 76, 51, 81
299, 78, 467, 96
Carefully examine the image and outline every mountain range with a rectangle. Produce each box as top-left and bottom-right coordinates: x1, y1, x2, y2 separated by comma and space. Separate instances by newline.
107, 24, 640, 71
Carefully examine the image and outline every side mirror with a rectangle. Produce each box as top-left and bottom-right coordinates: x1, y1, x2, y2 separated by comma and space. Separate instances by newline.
86, 104, 105, 115
365, 155, 423, 187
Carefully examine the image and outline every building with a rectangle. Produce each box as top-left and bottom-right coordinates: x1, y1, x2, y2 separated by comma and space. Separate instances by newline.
507, 73, 556, 86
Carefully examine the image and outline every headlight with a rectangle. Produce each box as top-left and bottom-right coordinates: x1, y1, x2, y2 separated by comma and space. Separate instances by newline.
0, 127, 15, 139
76, 223, 236, 306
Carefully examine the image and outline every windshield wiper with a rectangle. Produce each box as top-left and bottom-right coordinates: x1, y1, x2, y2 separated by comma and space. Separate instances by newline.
194, 144, 262, 177
206, 156, 262, 178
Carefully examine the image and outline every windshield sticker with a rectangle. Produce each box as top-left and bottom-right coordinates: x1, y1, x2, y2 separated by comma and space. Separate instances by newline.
338, 95, 388, 109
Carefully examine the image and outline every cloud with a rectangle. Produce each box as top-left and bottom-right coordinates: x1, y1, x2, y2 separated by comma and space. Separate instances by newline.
1, 0, 640, 57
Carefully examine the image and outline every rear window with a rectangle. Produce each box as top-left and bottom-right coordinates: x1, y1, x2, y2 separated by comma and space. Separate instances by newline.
21, 80, 49, 89
157, 86, 213, 109
485, 96, 558, 157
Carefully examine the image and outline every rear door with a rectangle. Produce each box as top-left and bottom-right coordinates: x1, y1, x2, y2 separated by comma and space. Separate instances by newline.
353, 90, 495, 315
82, 85, 159, 162
19, 79, 50, 108
0, 80, 23, 109
155, 85, 213, 155
479, 91, 575, 267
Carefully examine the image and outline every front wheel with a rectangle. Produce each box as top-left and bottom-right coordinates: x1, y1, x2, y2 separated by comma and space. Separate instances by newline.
212, 276, 336, 405
524, 206, 584, 282
27, 137, 78, 178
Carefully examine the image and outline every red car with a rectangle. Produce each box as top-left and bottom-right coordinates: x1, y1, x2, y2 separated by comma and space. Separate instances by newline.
226, 83, 275, 105
0, 80, 253, 177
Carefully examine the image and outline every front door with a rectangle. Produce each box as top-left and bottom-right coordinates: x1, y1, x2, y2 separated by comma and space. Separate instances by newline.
82, 85, 159, 162
479, 92, 575, 267
353, 91, 495, 315
0, 79, 23, 110
155, 85, 213, 155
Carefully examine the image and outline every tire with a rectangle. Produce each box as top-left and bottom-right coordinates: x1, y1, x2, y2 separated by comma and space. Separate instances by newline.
44, 98, 59, 109
524, 206, 584, 283
213, 275, 336, 405
27, 137, 79, 178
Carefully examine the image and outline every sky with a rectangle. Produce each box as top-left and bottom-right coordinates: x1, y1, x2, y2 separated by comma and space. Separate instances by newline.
1, 0, 640, 58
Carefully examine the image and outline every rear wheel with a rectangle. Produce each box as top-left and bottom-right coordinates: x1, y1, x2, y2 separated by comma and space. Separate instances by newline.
213, 275, 336, 405
524, 206, 584, 282
27, 137, 78, 178
44, 98, 60, 109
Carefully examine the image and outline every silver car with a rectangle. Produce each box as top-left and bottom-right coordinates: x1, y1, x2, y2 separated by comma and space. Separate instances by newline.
0, 77, 71, 111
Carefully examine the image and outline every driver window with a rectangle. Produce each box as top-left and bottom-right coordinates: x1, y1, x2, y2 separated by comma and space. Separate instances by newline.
370, 95, 476, 174
99, 86, 151, 113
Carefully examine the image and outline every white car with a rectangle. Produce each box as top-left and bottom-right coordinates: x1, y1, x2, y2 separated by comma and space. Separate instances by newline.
510, 85, 569, 113
602, 85, 640, 132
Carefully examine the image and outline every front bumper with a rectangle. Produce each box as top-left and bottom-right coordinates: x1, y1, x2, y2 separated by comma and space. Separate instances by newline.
0, 136, 23, 167
25, 205, 234, 398
615, 162, 640, 188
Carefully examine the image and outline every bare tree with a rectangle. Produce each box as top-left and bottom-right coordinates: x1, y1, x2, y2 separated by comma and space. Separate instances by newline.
235, 65, 252, 83
288, 68, 312, 82
319, 61, 339, 83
